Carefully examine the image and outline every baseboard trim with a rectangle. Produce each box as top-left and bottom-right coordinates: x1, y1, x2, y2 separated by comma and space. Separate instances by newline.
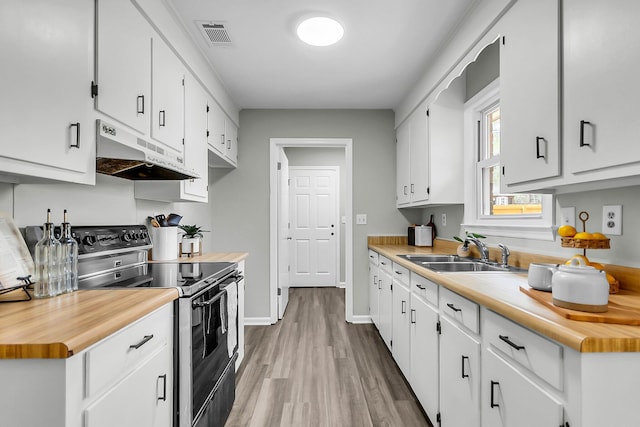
244, 317, 274, 326
350, 315, 372, 324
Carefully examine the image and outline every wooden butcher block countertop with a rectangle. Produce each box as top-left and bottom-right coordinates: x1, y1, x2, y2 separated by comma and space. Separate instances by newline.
370, 238, 640, 353
0, 288, 178, 359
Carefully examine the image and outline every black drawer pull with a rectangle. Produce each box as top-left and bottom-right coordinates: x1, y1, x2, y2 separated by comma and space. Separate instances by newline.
447, 303, 462, 313
499, 335, 525, 351
490, 381, 500, 408
159, 110, 166, 127
137, 95, 145, 114
394, 270, 403, 275
129, 334, 154, 350
410, 309, 416, 324
69, 122, 80, 148
536, 136, 545, 159
461, 355, 469, 378
158, 374, 167, 401
580, 120, 591, 147
416, 284, 425, 290
401, 300, 406, 314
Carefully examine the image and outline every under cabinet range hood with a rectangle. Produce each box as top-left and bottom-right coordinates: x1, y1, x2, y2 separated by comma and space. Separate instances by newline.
95, 120, 198, 180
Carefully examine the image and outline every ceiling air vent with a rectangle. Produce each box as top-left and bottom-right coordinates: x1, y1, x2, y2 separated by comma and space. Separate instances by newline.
197, 21, 232, 46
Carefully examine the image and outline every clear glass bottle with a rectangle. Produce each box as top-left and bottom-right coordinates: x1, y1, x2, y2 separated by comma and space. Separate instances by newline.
59, 209, 78, 293
34, 209, 62, 298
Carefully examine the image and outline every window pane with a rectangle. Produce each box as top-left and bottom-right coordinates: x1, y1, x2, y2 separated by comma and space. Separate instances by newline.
487, 106, 500, 158
488, 166, 543, 215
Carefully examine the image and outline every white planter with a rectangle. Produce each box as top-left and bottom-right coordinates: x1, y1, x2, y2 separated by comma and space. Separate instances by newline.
181, 237, 201, 255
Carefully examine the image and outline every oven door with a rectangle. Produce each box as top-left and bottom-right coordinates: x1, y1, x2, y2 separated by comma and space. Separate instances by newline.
190, 285, 231, 421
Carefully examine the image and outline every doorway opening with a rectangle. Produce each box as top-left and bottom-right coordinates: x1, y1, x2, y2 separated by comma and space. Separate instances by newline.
269, 138, 353, 324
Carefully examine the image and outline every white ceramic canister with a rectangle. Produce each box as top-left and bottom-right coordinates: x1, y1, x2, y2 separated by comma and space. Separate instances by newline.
527, 263, 559, 291
551, 257, 609, 312
150, 226, 179, 261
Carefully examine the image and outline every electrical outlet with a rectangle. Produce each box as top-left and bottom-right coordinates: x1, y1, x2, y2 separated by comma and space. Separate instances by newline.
602, 205, 622, 235
441, 213, 447, 227
560, 207, 576, 227
356, 214, 367, 225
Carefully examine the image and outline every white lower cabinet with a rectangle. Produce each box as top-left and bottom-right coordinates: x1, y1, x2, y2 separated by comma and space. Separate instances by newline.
369, 250, 380, 328
409, 292, 439, 421
439, 315, 481, 427
378, 259, 393, 350
0, 303, 173, 427
392, 280, 411, 378
482, 350, 563, 427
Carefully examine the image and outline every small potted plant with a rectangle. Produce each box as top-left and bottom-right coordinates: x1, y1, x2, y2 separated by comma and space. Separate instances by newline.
453, 231, 486, 258
178, 224, 208, 256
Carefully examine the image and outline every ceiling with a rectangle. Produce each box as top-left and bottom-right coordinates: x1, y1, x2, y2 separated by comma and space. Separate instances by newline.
168, 0, 478, 110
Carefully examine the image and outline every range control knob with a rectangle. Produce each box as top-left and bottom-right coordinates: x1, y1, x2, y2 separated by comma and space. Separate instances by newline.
122, 233, 132, 242
83, 235, 97, 246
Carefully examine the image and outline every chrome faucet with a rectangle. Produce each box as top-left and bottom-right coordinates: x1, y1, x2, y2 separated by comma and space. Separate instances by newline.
467, 237, 489, 262
498, 243, 510, 267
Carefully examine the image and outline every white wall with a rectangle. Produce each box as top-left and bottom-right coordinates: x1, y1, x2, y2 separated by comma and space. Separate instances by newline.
209, 109, 420, 320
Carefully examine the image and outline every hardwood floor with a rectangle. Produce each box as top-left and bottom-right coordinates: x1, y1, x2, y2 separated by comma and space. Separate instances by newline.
226, 287, 433, 427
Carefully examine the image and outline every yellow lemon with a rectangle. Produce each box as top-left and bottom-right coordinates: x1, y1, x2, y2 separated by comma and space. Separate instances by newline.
573, 232, 593, 240
591, 232, 608, 240
565, 254, 590, 265
606, 272, 617, 285
558, 225, 577, 237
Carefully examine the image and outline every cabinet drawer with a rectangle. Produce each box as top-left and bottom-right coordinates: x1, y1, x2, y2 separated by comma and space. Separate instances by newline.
85, 303, 173, 398
411, 273, 438, 306
484, 309, 562, 390
439, 287, 479, 334
379, 255, 392, 273
392, 263, 410, 288
368, 250, 379, 266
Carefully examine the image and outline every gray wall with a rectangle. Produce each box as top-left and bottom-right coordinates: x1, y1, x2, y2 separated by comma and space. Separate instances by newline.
464, 40, 500, 101
210, 109, 414, 319
285, 147, 346, 283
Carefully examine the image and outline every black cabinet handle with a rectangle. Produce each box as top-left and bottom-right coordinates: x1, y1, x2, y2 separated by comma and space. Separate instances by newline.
129, 334, 154, 350
580, 120, 591, 147
536, 136, 545, 159
410, 309, 416, 324
490, 381, 500, 408
158, 374, 167, 401
69, 122, 80, 149
499, 335, 525, 351
137, 95, 145, 114
159, 110, 166, 127
461, 355, 469, 378
410, 183, 415, 194
401, 300, 406, 314
416, 284, 426, 290
378, 279, 382, 290
403, 185, 408, 195
447, 303, 462, 313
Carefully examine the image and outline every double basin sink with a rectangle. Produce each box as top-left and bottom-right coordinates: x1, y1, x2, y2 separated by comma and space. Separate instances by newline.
398, 254, 527, 274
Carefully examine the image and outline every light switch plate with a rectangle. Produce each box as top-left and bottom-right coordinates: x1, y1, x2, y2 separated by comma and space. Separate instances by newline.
356, 214, 367, 225
602, 205, 622, 235
560, 207, 576, 227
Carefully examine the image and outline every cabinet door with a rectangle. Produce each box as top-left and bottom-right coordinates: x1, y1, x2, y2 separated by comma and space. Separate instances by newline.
84, 346, 173, 427
396, 122, 411, 205
482, 350, 563, 427
410, 295, 439, 421
378, 268, 393, 350
392, 283, 411, 378
369, 261, 380, 328
409, 105, 429, 204
439, 316, 480, 427
0, 0, 94, 183
182, 75, 209, 202
564, 0, 640, 174
500, 0, 560, 186
207, 101, 226, 156
224, 120, 238, 165
151, 36, 185, 153
95, 0, 151, 135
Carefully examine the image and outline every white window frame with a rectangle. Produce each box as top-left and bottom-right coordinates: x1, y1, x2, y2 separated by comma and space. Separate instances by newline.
461, 78, 555, 241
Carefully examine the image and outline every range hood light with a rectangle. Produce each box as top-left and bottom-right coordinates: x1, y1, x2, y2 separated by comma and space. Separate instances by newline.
297, 17, 344, 47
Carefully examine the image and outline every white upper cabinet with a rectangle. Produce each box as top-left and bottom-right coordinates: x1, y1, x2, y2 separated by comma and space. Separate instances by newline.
207, 101, 226, 157
207, 101, 238, 168
396, 101, 429, 206
151, 36, 185, 154
564, 0, 640, 174
95, 0, 152, 135
500, 0, 561, 187
135, 74, 209, 203
0, 0, 95, 184
396, 119, 413, 205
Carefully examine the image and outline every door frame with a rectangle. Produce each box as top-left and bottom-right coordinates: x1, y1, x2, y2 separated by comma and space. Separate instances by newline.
269, 138, 353, 324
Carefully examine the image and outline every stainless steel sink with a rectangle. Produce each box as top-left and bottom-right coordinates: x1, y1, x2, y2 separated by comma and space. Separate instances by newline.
397, 254, 526, 274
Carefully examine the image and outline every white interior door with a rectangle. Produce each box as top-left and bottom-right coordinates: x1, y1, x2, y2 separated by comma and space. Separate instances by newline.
277, 149, 291, 319
289, 167, 339, 287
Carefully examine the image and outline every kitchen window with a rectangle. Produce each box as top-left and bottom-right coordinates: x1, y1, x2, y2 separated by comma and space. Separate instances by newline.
462, 79, 554, 240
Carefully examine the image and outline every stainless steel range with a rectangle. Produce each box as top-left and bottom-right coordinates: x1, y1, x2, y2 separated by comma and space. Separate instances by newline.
65, 225, 240, 427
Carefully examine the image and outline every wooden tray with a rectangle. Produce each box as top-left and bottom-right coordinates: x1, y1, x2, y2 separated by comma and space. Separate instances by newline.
520, 285, 640, 325
560, 237, 610, 249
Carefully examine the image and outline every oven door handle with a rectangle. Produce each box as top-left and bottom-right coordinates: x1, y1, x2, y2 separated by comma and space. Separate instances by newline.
192, 290, 225, 309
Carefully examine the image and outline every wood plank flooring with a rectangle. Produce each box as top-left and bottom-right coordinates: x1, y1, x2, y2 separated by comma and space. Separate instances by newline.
226, 287, 433, 427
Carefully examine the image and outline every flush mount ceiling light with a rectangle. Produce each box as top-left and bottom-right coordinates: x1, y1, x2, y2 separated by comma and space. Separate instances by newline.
296, 17, 344, 47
